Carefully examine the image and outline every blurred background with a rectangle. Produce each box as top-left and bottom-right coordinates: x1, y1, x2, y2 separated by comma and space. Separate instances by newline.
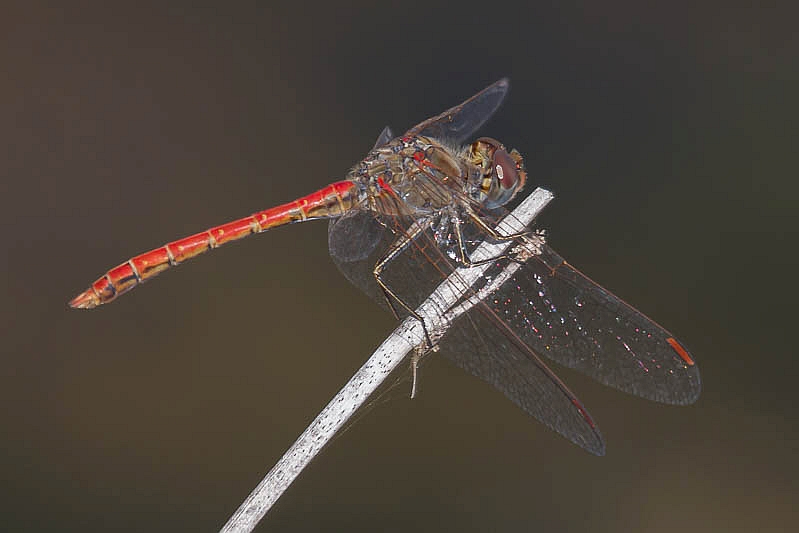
2, 2, 796, 531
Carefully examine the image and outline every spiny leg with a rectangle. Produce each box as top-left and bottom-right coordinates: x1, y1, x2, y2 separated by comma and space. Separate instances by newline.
373, 218, 436, 348
453, 215, 518, 267
409, 324, 441, 399
410, 346, 422, 399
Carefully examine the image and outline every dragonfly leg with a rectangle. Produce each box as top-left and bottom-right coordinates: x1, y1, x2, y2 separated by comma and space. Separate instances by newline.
409, 335, 440, 398
453, 216, 513, 267
462, 211, 548, 269
410, 347, 422, 399
373, 219, 435, 347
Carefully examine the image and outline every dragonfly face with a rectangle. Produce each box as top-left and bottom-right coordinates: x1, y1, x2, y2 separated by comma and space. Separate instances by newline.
468, 137, 527, 209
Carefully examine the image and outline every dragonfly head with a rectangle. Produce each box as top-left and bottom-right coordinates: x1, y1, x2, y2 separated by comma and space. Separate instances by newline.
468, 137, 527, 209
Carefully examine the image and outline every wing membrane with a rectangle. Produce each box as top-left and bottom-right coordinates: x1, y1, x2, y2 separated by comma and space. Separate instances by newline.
406, 79, 509, 144
479, 244, 701, 405
329, 202, 607, 454
441, 307, 605, 454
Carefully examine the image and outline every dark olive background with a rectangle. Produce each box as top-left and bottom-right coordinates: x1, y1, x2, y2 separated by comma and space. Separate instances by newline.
2, 2, 796, 531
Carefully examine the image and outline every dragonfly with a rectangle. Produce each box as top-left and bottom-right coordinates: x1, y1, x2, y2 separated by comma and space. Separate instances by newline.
70, 79, 700, 455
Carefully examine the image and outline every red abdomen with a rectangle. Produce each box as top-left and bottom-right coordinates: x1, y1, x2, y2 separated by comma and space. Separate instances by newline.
69, 181, 358, 308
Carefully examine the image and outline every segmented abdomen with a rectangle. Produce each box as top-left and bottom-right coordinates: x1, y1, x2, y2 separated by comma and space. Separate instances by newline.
69, 180, 358, 309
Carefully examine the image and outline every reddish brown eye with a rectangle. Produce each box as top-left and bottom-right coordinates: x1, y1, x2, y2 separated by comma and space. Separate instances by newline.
493, 149, 519, 190
471, 138, 527, 209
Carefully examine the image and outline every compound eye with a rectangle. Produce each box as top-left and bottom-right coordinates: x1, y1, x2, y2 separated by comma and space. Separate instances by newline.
493, 148, 519, 190
483, 147, 526, 209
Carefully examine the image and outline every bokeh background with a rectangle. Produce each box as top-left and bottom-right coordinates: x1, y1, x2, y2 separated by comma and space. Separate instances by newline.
2, 2, 797, 531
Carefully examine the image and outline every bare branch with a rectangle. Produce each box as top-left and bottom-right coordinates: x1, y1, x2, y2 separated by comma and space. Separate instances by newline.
220, 187, 554, 533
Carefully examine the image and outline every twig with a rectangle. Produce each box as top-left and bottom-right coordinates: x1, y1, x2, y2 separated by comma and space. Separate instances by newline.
219, 187, 554, 533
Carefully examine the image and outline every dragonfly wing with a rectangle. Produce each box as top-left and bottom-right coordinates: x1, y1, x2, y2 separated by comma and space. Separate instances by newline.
327, 126, 396, 264
372, 125, 395, 149
440, 309, 605, 455
406, 79, 510, 145
330, 209, 605, 454
328, 208, 388, 265
482, 243, 701, 405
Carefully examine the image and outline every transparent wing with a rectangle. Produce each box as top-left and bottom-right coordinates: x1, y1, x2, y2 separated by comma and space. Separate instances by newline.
480, 244, 701, 405
329, 208, 387, 264
372, 125, 395, 149
441, 307, 605, 454
406, 79, 510, 144
328, 205, 606, 455
329, 191, 700, 429
328, 125, 396, 264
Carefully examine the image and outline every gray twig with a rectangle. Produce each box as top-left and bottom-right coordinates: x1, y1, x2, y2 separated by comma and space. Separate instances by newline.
219, 187, 554, 533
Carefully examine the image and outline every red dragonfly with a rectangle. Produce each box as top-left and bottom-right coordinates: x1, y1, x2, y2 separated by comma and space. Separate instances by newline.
70, 79, 700, 455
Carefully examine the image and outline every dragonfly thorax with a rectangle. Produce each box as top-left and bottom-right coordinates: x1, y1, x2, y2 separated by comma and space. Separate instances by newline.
352, 135, 480, 217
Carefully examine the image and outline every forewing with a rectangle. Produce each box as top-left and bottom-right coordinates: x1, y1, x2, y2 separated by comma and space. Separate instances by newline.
372, 125, 395, 149
484, 244, 701, 405
406, 79, 510, 144
329, 207, 605, 454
